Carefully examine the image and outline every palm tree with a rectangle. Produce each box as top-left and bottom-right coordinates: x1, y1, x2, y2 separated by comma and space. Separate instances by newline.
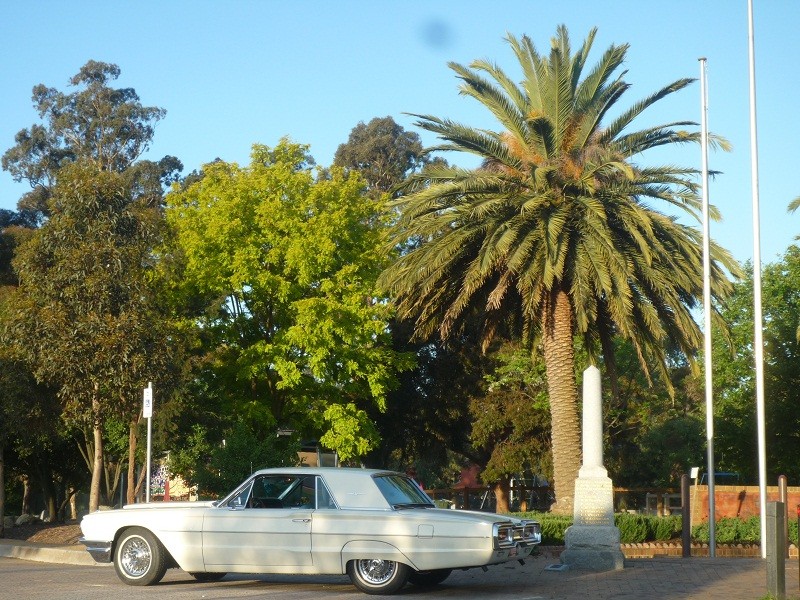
380, 26, 740, 513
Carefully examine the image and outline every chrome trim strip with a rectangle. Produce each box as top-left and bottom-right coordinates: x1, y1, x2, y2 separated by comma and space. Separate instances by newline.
79, 538, 113, 563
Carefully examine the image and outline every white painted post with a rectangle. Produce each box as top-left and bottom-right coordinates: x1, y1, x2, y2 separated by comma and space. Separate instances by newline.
580, 365, 603, 475
143, 382, 153, 503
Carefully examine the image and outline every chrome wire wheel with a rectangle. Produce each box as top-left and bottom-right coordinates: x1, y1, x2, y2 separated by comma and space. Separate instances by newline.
347, 558, 409, 594
355, 559, 396, 585
113, 527, 167, 586
119, 535, 152, 578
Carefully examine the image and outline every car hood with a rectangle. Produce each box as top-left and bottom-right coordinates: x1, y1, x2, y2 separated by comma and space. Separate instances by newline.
399, 507, 527, 524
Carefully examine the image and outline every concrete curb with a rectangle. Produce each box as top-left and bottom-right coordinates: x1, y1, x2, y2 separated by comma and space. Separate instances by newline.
0, 540, 109, 566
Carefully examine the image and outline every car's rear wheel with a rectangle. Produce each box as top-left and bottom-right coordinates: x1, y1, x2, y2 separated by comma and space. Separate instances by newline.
113, 527, 168, 586
347, 559, 409, 595
408, 568, 452, 587
189, 572, 227, 582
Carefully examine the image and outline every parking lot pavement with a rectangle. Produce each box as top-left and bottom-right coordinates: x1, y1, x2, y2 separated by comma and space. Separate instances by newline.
1, 540, 798, 599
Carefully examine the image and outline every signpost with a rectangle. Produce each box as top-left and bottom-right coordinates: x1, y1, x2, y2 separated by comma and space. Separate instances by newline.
143, 382, 153, 503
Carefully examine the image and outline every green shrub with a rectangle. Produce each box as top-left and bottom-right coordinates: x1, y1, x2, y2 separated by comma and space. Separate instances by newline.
615, 513, 649, 543
715, 518, 740, 544
692, 516, 761, 544
650, 515, 681, 541
739, 516, 761, 544
540, 515, 573, 545
514, 512, 573, 545
692, 520, 710, 543
514, 512, 681, 545
512, 512, 796, 547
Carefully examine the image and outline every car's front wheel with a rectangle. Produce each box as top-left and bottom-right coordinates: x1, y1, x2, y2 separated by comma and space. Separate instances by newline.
408, 568, 452, 587
347, 559, 409, 595
113, 527, 168, 586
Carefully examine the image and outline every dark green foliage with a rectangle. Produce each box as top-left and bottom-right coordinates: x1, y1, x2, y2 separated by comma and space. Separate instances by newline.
651, 515, 682, 541
692, 516, 761, 544
470, 343, 552, 489
515, 512, 681, 545
712, 247, 800, 483
512, 513, 573, 545
171, 422, 299, 499
614, 513, 650, 543
2, 60, 177, 222
334, 116, 428, 197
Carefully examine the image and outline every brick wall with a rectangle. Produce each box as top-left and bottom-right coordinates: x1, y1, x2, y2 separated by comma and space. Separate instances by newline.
689, 485, 800, 523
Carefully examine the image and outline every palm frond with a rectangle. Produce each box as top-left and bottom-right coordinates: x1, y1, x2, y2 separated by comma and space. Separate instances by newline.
600, 78, 696, 144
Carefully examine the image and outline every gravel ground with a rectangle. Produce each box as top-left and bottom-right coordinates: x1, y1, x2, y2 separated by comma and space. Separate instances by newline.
1, 521, 82, 545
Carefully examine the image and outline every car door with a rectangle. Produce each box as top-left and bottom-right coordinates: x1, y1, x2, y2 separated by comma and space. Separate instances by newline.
202, 474, 314, 569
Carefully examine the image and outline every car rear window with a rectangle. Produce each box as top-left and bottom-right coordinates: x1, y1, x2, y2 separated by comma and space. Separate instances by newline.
373, 474, 434, 508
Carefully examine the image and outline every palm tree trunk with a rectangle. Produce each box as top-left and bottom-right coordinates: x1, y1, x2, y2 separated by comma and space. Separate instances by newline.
541, 288, 581, 515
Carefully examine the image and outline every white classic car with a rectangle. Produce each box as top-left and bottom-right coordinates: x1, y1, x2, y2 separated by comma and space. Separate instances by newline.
80, 467, 541, 594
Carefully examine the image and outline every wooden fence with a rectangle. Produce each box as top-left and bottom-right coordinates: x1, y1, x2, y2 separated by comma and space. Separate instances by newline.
424, 485, 679, 514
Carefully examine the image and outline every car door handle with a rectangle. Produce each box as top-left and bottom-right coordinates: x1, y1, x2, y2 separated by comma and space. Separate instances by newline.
292, 518, 311, 523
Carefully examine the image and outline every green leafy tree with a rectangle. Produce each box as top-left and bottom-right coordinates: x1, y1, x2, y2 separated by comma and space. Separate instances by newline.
1, 216, 83, 527
2, 60, 180, 221
334, 116, 428, 197
712, 247, 800, 482
7, 163, 179, 512
165, 139, 413, 463
471, 343, 551, 513
170, 422, 298, 498
380, 27, 740, 512
2, 60, 182, 509
603, 339, 706, 487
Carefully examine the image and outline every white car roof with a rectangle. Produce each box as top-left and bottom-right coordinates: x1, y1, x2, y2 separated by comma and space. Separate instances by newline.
250, 467, 406, 510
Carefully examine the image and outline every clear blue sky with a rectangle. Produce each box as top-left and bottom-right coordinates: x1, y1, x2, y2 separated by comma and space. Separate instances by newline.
1, 1, 797, 264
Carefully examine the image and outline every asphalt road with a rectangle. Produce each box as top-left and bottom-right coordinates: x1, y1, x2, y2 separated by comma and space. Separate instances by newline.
0, 558, 545, 600
3, 550, 799, 600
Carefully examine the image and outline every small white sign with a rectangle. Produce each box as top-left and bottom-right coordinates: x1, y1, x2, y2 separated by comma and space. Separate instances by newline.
143, 386, 153, 418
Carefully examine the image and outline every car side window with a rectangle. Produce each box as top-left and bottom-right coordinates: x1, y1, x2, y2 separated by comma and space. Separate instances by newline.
229, 474, 338, 510
227, 481, 253, 509
282, 476, 316, 508
249, 475, 289, 508
316, 477, 338, 509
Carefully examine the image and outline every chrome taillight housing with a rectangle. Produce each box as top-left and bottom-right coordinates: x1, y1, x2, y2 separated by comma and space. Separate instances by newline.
493, 520, 541, 549
493, 523, 513, 548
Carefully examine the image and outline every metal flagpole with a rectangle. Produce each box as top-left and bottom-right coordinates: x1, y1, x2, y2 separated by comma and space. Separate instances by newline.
699, 56, 715, 558
746, 0, 768, 559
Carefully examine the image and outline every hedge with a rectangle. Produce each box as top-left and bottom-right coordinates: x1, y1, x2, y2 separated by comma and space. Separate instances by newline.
511, 512, 798, 546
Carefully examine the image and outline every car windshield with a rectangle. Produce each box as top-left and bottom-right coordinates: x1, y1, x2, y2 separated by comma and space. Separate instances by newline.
373, 474, 434, 508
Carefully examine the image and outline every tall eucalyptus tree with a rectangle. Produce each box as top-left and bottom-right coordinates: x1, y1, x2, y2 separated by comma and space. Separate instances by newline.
380, 26, 740, 512
2, 60, 180, 222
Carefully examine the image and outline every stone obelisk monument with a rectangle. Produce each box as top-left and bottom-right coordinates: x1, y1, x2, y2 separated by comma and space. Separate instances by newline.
560, 365, 624, 571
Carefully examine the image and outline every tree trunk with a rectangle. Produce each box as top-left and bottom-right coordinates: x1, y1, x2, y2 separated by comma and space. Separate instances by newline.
38, 465, 57, 522
69, 488, 77, 520
127, 419, 138, 505
492, 478, 511, 514
88, 390, 104, 512
21, 475, 30, 515
541, 288, 581, 515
